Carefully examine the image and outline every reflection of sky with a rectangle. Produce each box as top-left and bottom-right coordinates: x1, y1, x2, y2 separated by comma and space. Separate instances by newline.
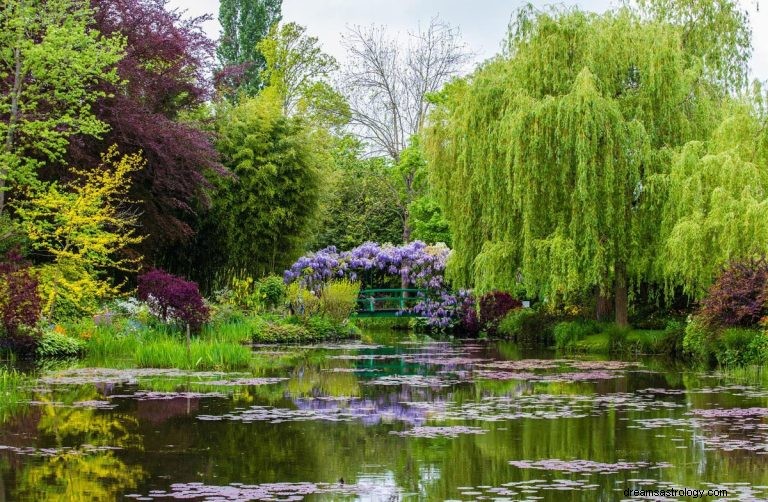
294, 388, 450, 426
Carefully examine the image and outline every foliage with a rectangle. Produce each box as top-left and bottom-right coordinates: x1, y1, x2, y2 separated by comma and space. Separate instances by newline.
257, 22, 346, 125
311, 137, 403, 250
553, 320, 601, 349
699, 258, 768, 328
137, 269, 209, 331
227, 277, 260, 312
318, 279, 360, 324
217, 0, 282, 96
255, 321, 310, 343
254, 317, 358, 343
683, 317, 717, 362
714, 328, 767, 367
0, 0, 124, 213
478, 291, 522, 336
652, 108, 768, 298
0, 250, 41, 341
286, 283, 321, 321
497, 308, 552, 344
205, 93, 324, 283
409, 195, 451, 246
36, 330, 85, 358
256, 275, 287, 311
15, 147, 145, 320
71, 0, 223, 257
455, 291, 480, 337
423, 3, 751, 324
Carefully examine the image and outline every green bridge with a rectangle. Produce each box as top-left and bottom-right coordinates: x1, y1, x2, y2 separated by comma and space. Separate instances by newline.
355, 288, 428, 318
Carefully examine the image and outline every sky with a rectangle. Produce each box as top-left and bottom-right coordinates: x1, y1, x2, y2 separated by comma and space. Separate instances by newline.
169, 0, 768, 83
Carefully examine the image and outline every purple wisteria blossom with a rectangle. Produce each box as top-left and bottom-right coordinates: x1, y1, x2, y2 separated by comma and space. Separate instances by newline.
284, 242, 466, 328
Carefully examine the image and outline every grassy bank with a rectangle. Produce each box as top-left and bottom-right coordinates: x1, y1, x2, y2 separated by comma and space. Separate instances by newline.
46, 313, 361, 371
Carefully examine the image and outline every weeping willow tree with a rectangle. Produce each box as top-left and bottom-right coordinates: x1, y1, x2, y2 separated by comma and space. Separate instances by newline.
649, 100, 768, 299
424, 2, 752, 325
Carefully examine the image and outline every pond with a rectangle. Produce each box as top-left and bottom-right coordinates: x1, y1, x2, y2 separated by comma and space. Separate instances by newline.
1, 330, 768, 501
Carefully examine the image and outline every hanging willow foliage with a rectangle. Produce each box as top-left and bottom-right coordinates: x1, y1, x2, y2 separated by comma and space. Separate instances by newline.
424, 2, 754, 321
653, 106, 768, 298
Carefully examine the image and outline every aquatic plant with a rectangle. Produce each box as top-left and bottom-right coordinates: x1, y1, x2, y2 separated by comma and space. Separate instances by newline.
135, 339, 252, 370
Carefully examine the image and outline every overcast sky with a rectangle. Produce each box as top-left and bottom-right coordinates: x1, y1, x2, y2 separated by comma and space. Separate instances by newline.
170, 0, 767, 83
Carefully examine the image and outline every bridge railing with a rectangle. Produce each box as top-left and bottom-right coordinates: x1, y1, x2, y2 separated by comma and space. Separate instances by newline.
355, 288, 428, 316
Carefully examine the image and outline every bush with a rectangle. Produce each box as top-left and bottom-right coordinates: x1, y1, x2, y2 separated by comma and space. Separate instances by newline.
456, 292, 480, 337
257, 275, 287, 310
137, 269, 210, 331
256, 322, 311, 343
700, 258, 768, 328
0, 250, 41, 353
605, 324, 630, 352
36, 331, 85, 358
714, 328, 767, 366
553, 320, 601, 348
319, 280, 360, 324
683, 317, 716, 363
287, 283, 321, 321
497, 308, 552, 344
478, 291, 522, 336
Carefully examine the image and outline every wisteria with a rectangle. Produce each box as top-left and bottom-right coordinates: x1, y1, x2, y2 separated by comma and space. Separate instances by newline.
284, 241, 465, 327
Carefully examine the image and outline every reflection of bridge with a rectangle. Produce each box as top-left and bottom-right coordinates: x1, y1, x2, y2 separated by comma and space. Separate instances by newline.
355, 289, 427, 318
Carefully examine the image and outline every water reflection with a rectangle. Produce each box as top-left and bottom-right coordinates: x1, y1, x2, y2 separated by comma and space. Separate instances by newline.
0, 335, 767, 501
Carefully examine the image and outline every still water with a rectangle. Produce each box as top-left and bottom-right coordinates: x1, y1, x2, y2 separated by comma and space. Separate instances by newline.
1, 331, 768, 501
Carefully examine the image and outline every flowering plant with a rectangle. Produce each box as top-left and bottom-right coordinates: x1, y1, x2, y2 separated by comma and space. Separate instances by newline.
285, 241, 466, 328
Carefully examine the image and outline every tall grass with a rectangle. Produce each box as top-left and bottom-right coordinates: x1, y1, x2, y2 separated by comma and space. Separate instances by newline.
200, 316, 265, 344
135, 338, 252, 371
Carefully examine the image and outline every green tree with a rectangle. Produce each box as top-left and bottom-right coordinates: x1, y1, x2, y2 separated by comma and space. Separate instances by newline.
311, 136, 402, 250
0, 0, 124, 214
208, 94, 325, 282
424, 3, 750, 325
257, 22, 347, 126
217, 0, 282, 96
651, 100, 768, 298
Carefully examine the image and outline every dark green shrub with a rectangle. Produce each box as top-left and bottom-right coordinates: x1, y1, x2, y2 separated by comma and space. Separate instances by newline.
553, 320, 601, 348
36, 331, 85, 358
256, 322, 311, 343
604, 324, 629, 352
683, 317, 716, 363
256, 275, 287, 310
715, 328, 766, 366
654, 321, 686, 356
497, 308, 553, 344
306, 316, 337, 339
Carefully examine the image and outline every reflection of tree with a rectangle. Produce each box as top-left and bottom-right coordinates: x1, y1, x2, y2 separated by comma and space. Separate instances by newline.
14, 386, 145, 500
15, 450, 144, 501
35, 388, 141, 448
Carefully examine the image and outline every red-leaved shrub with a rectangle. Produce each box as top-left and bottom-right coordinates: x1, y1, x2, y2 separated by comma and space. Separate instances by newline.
137, 269, 209, 331
700, 258, 768, 328
0, 250, 42, 353
478, 291, 522, 336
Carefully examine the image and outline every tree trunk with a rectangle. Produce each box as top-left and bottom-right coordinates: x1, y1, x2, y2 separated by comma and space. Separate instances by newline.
401, 205, 411, 243
614, 263, 628, 327
595, 287, 612, 321
0, 46, 23, 215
